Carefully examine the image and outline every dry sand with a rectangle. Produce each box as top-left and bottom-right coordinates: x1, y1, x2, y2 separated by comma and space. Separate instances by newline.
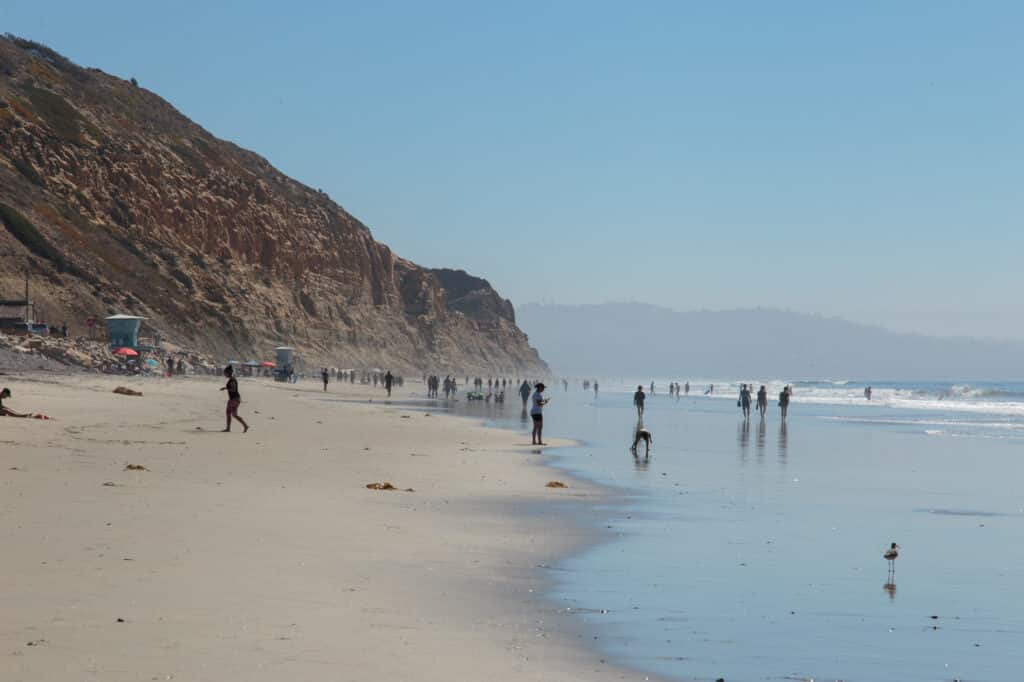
0, 374, 651, 681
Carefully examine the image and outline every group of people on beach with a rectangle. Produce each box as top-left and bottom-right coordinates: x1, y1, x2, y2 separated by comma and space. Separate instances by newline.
736, 384, 792, 420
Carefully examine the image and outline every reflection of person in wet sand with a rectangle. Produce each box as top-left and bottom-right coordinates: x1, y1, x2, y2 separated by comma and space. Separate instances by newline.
0, 387, 32, 417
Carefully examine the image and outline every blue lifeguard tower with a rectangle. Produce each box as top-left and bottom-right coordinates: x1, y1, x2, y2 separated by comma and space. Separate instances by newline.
273, 346, 295, 382
106, 314, 146, 349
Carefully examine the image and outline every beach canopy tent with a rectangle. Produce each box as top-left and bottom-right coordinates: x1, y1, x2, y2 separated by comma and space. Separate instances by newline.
244, 360, 260, 367
260, 361, 276, 367
144, 358, 159, 366
226, 360, 242, 365
106, 314, 146, 349
113, 347, 138, 357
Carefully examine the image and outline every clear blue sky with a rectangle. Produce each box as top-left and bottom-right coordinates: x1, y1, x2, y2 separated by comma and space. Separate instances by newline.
3, 1, 1022, 338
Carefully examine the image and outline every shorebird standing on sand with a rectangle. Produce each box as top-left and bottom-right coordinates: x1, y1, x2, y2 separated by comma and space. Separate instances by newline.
884, 542, 900, 577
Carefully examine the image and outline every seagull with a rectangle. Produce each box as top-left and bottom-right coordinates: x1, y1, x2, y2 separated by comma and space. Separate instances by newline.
884, 542, 900, 575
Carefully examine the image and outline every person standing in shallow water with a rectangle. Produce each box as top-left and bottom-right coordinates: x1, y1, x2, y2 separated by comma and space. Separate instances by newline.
739, 383, 752, 420
634, 385, 646, 418
779, 385, 791, 420
220, 365, 249, 433
519, 380, 531, 408
530, 382, 549, 445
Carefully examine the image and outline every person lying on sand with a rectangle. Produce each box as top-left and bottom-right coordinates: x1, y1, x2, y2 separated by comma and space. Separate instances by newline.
0, 387, 32, 418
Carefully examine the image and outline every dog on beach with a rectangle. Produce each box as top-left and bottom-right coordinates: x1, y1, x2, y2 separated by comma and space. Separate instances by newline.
631, 426, 653, 456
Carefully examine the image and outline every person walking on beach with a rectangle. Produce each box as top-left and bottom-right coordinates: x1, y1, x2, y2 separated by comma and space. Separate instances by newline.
220, 365, 249, 433
757, 384, 768, 419
865, 386, 872, 401
519, 380, 532, 408
321, 367, 329, 392
779, 385, 791, 420
684, 381, 690, 395
530, 382, 549, 445
593, 381, 599, 398
384, 370, 393, 397
704, 384, 714, 395
739, 383, 752, 420
634, 385, 646, 418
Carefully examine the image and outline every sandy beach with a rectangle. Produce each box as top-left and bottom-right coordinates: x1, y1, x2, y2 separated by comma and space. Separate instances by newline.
0, 374, 646, 681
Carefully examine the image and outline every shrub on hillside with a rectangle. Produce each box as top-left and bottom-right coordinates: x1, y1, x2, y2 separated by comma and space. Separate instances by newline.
0, 202, 65, 267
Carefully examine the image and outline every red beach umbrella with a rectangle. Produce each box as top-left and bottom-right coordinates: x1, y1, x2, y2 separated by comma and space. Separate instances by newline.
113, 347, 139, 357
260, 361, 276, 367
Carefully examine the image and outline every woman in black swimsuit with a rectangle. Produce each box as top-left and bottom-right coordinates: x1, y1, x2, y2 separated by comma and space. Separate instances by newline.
220, 366, 249, 433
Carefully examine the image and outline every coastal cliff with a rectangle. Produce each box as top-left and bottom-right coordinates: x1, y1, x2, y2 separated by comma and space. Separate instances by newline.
0, 35, 546, 373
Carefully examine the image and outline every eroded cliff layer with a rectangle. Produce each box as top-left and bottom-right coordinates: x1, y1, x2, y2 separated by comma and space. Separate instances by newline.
0, 36, 546, 374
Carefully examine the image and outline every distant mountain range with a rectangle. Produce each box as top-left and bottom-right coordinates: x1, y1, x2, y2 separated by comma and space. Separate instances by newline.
516, 302, 1024, 380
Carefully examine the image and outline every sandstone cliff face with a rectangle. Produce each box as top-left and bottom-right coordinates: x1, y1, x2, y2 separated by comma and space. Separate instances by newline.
0, 36, 547, 374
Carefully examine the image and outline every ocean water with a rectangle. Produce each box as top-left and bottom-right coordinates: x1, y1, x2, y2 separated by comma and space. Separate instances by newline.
451, 379, 1024, 682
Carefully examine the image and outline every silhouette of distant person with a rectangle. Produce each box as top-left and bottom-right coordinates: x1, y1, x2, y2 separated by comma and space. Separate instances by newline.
757, 385, 768, 418
634, 385, 646, 418
739, 383, 752, 420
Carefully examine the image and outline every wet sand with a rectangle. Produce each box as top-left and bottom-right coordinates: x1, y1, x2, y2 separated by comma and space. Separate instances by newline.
502, 387, 1024, 682
0, 374, 657, 681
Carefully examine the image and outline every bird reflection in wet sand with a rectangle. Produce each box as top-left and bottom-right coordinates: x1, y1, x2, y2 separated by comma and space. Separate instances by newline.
883, 581, 897, 601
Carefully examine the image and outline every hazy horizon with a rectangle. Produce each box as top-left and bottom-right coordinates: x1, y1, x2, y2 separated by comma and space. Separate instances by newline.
516, 302, 1024, 380
516, 300, 1024, 344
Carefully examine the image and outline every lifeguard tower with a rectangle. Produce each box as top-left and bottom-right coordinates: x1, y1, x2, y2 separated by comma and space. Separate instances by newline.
106, 314, 146, 349
273, 346, 295, 382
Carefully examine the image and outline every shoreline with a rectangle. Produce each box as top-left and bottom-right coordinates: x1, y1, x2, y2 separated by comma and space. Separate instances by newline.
0, 373, 664, 681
